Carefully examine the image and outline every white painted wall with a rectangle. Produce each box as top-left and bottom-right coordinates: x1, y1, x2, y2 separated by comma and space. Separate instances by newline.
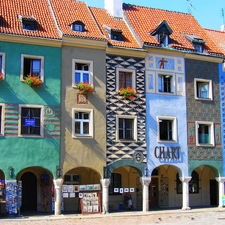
104, 0, 123, 18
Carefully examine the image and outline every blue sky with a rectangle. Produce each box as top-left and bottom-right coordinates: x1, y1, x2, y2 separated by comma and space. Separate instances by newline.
84, 0, 225, 30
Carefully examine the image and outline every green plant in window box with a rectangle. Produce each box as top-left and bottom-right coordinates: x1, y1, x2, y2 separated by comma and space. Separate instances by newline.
119, 87, 136, 99
0, 72, 4, 81
24, 75, 43, 88
76, 82, 94, 94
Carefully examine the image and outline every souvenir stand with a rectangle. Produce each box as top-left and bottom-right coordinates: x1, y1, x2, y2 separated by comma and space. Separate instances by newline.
5, 181, 22, 217
79, 184, 101, 215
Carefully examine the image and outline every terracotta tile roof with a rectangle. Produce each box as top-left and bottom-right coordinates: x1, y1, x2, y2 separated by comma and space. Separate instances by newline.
0, 0, 60, 39
50, 0, 106, 41
205, 29, 225, 55
90, 7, 141, 49
123, 4, 224, 56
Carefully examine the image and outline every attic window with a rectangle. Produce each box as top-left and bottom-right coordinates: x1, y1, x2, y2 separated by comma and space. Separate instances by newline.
184, 34, 205, 53
19, 16, 36, 31
151, 20, 172, 47
71, 21, 85, 32
103, 25, 123, 41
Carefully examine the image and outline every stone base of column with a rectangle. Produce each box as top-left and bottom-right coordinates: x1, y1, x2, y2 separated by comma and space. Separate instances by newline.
182, 206, 191, 210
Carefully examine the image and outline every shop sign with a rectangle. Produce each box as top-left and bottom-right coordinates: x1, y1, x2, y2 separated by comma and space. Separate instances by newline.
154, 146, 180, 159
24, 118, 36, 126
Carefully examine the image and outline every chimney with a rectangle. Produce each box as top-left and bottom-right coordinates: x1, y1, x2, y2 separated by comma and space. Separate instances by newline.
221, 25, 225, 32
104, 0, 123, 18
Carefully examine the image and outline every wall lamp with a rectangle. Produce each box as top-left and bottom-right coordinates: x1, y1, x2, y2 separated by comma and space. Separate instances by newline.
8, 166, 14, 178
56, 166, 62, 178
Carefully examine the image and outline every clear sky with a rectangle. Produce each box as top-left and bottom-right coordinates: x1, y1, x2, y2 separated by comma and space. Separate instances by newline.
84, 0, 225, 31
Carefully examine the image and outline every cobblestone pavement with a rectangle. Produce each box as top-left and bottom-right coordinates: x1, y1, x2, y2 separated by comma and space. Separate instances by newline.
1, 208, 225, 224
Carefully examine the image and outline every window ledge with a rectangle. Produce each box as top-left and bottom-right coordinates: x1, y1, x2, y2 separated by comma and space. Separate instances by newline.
72, 135, 93, 139
158, 140, 177, 143
18, 135, 43, 138
117, 139, 137, 143
196, 144, 215, 147
195, 98, 213, 101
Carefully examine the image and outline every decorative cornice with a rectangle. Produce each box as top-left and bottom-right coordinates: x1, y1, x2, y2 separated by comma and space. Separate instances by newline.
0, 34, 61, 47
185, 53, 223, 63
106, 46, 146, 58
62, 36, 107, 50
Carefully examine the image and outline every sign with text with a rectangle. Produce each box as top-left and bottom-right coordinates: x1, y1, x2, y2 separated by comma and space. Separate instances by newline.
24, 118, 36, 126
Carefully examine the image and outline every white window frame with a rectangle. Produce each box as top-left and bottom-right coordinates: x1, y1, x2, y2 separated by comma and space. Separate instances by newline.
157, 116, 177, 142
156, 72, 175, 94
116, 115, 137, 142
0, 53, 5, 79
0, 104, 5, 136
20, 54, 44, 82
72, 108, 93, 138
116, 68, 136, 91
18, 104, 44, 137
72, 59, 93, 87
194, 78, 213, 100
195, 121, 214, 146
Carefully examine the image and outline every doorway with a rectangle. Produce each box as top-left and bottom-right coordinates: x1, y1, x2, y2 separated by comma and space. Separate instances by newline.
21, 172, 37, 212
149, 178, 159, 207
210, 180, 218, 206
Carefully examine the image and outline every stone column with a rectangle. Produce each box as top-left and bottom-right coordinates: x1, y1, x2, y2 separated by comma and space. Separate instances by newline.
100, 178, 110, 214
140, 177, 151, 212
180, 176, 191, 210
216, 177, 225, 208
53, 178, 63, 215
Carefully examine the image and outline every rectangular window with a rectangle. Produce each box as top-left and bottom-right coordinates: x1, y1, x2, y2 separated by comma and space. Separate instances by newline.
116, 68, 135, 91
0, 53, 5, 79
0, 104, 4, 135
21, 55, 44, 81
19, 105, 43, 137
72, 59, 93, 87
116, 115, 137, 141
0, 56, 2, 73
64, 174, 80, 185
72, 108, 93, 138
196, 121, 214, 146
109, 173, 121, 195
158, 116, 177, 142
158, 74, 173, 93
194, 78, 212, 100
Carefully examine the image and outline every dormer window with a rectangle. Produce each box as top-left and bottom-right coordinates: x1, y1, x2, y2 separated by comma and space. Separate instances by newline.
151, 20, 172, 47
71, 21, 85, 32
19, 15, 36, 31
184, 34, 205, 53
103, 25, 123, 41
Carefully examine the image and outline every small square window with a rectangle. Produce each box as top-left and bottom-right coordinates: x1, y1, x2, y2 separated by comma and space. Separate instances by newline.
196, 121, 214, 146
158, 33, 168, 47
21, 55, 44, 81
194, 45, 203, 53
116, 69, 135, 91
72, 108, 93, 138
116, 116, 137, 141
64, 174, 80, 185
19, 105, 43, 137
158, 74, 174, 93
72, 60, 93, 87
22, 20, 35, 31
158, 116, 177, 142
71, 21, 85, 32
194, 78, 212, 100
111, 32, 122, 41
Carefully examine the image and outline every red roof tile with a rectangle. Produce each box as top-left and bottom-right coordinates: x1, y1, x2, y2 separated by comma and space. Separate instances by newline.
90, 7, 141, 49
123, 4, 223, 56
205, 29, 225, 55
50, 0, 106, 41
0, 0, 60, 39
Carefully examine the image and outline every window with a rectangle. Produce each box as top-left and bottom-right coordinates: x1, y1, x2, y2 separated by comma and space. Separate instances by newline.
0, 53, 5, 78
19, 105, 43, 137
111, 31, 122, 41
116, 68, 135, 91
71, 21, 85, 32
176, 171, 199, 194
22, 20, 35, 31
109, 173, 121, 195
158, 74, 174, 93
0, 104, 5, 135
72, 108, 93, 138
157, 33, 168, 47
194, 79, 212, 100
64, 174, 80, 185
21, 54, 44, 81
194, 44, 203, 53
158, 116, 177, 142
116, 115, 137, 141
196, 121, 214, 146
72, 59, 93, 87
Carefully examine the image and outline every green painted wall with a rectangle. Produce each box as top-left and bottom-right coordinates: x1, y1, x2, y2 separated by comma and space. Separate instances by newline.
0, 41, 61, 179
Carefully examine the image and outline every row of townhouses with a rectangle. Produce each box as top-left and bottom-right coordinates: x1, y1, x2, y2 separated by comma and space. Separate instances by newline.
0, 0, 225, 215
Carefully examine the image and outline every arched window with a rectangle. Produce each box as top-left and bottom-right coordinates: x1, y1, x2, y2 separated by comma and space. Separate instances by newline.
71, 21, 85, 32
189, 171, 199, 194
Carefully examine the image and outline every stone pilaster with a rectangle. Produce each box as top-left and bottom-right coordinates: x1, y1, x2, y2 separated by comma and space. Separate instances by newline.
100, 178, 110, 214
140, 177, 151, 212
53, 178, 63, 215
180, 176, 191, 210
